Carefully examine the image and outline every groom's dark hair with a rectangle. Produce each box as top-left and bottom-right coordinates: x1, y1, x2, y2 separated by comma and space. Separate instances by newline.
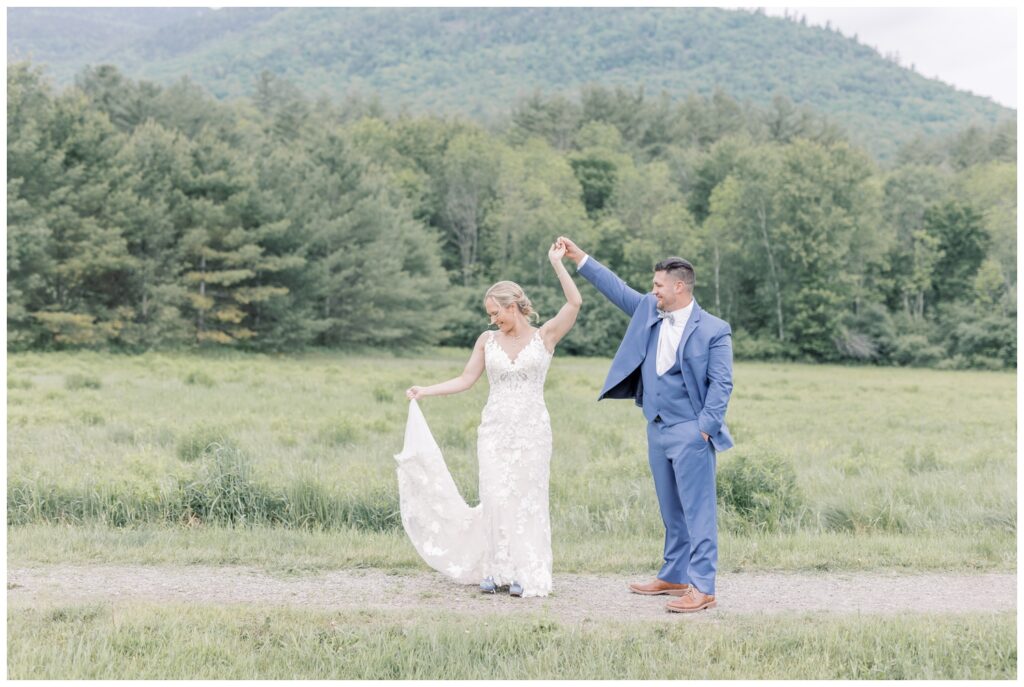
654, 257, 695, 290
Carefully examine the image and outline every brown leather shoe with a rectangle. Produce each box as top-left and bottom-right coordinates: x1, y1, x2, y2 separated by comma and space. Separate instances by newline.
628, 578, 691, 596
666, 586, 716, 613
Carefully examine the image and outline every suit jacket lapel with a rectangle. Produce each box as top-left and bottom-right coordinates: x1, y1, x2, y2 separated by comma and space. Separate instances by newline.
644, 301, 662, 330
677, 300, 701, 359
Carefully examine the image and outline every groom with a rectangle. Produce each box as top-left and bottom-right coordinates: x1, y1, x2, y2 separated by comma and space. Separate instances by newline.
558, 236, 733, 613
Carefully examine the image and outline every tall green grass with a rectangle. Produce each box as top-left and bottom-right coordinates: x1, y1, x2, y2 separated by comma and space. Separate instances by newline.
9, 446, 401, 530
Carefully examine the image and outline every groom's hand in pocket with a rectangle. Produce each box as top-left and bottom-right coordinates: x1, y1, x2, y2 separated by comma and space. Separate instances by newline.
701, 431, 710, 442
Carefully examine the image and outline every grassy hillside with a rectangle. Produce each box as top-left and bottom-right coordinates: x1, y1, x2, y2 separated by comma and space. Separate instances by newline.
7, 7, 1013, 159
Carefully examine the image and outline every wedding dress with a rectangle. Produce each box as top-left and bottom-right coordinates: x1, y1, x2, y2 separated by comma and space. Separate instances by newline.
395, 330, 554, 597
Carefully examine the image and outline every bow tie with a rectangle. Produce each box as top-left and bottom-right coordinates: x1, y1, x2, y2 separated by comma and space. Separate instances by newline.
657, 310, 676, 325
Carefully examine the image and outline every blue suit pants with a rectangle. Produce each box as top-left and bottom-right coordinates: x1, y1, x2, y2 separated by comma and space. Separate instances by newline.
646, 418, 718, 595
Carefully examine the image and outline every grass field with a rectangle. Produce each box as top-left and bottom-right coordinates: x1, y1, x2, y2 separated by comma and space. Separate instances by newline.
6, 603, 1015, 679
7, 349, 1016, 570
5, 349, 1017, 678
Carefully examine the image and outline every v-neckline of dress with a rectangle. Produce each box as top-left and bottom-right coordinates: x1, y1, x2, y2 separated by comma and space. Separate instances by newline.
492, 329, 540, 365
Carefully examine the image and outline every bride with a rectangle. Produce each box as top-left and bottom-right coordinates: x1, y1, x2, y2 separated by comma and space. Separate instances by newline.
398, 239, 581, 597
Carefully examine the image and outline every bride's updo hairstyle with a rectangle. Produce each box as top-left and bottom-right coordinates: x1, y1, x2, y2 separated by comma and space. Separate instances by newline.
485, 281, 539, 324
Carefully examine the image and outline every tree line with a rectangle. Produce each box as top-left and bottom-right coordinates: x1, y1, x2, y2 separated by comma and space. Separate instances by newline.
7, 62, 1016, 368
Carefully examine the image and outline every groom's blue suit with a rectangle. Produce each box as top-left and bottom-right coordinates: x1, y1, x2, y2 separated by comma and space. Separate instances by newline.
579, 256, 733, 595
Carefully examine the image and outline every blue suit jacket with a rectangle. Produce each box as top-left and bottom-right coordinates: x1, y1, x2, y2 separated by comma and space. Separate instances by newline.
579, 256, 734, 452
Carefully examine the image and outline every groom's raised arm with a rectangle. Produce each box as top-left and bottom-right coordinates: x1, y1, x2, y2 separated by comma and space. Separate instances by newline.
558, 236, 644, 316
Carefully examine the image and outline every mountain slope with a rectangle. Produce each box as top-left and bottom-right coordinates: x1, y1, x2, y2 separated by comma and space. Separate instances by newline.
7, 7, 1013, 159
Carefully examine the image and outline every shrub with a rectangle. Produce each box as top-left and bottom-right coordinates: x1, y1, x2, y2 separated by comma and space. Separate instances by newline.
833, 327, 878, 361
716, 450, 805, 532
732, 330, 793, 360
179, 447, 284, 526
943, 304, 1016, 369
890, 334, 944, 367
836, 303, 895, 361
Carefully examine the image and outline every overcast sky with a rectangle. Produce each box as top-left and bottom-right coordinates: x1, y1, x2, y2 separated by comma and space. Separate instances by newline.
762, 6, 1017, 109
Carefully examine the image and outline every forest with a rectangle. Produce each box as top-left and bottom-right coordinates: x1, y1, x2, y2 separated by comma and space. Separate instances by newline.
7, 62, 1017, 368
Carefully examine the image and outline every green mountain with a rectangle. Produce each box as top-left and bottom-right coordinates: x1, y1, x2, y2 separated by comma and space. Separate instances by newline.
7, 6, 1014, 159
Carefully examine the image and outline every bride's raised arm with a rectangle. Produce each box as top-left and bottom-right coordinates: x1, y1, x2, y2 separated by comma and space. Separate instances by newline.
540, 239, 582, 352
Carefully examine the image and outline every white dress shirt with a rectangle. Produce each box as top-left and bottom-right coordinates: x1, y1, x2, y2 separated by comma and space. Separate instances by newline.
657, 301, 693, 375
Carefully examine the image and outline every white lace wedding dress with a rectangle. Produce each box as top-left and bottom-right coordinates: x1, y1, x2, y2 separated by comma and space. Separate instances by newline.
394, 330, 554, 597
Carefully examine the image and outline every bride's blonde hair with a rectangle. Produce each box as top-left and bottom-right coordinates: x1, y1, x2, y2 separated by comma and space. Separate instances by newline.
484, 281, 539, 323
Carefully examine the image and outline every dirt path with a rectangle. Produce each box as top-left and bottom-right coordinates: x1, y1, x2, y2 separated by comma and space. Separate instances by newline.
7, 565, 1015, 623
